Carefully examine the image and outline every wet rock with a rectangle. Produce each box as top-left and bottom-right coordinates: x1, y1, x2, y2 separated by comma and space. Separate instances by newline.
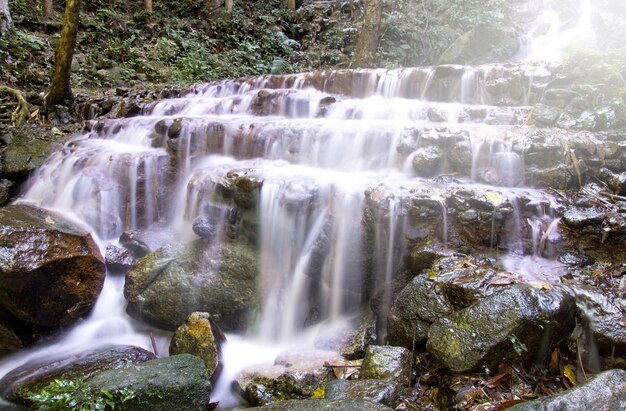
508, 369, 626, 411
84, 354, 211, 411
0, 345, 156, 402
360, 345, 412, 387
0, 133, 65, 179
557, 251, 594, 267
438, 27, 520, 65
339, 311, 377, 360
233, 351, 339, 406
124, 240, 260, 331
426, 284, 576, 373
0, 179, 14, 205
0, 205, 105, 349
447, 140, 473, 174
233, 175, 263, 209
387, 275, 454, 349
529, 103, 561, 127
0, 398, 25, 410
324, 379, 403, 407
0, 312, 22, 356
573, 286, 626, 356
562, 207, 605, 229
168, 117, 183, 139
105, 244, 135, 274
119, 225, 178, 258
411, 146, 442, 177
235, 399, 393, 410
527, 164, 575, 189
192, 215, 218, 239
170, 312, 225, 380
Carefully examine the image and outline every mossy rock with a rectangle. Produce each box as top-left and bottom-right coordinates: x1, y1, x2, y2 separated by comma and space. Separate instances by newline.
125, 239, 260, 331
234, 398, 393, 410
84, 354, 211, 411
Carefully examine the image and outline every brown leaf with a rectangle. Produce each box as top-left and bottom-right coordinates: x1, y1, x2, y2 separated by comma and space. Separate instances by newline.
549, 348, 560, 375
482, 373, 509, 389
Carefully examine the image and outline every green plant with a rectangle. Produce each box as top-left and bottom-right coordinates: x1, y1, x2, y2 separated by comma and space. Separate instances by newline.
26, 378, 136, 411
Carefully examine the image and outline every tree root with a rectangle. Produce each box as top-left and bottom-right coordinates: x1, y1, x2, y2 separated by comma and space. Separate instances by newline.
0, 85, 30, 126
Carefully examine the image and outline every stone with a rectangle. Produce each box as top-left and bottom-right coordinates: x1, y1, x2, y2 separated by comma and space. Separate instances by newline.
192, 215, 218, 239
324, 379, 403, 407
562, 207, 605, 229
573, 286, 626, 356
105, 244, 135, 274
235, 399, 393, 410
508, 369, 626, 411
169, 312, 225, 380
360, 345, 412, 387
0, 179, 13, 206
0, 311, 22, 356
426, 284, 576, 373
0, 345, 156, 402
124, 240, 260, 331
0, 397, 25, 410
84, 354, 211, 411
233, 351, 339, 406
0, 205, 105, 348
411, 146, 442, 177
0, 133, 64, 179
387, 275, 454, 349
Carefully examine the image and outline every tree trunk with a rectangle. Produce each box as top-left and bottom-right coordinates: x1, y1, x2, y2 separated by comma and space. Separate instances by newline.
0, 0, 13, 36
287, 0, 296, 10
43, 0, 53, 18
225, 0, 233, 13
44, 0, 80, 111
353, 0, 383, 68
144, 0, 153, 13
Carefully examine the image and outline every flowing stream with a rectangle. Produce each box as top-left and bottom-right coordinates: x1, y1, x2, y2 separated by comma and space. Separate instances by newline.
0, 0, 605, 407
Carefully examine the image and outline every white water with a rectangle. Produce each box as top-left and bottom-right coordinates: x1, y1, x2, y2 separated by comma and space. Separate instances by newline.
0, 0, 597, 406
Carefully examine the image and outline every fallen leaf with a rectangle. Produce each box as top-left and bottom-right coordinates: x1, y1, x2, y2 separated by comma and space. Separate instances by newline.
563, 364, 577, 386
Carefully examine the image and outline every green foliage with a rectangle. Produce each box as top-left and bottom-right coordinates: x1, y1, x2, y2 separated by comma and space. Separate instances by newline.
509, 334, 528, 356
377, 0, 514, 67
26, 378, 136, 411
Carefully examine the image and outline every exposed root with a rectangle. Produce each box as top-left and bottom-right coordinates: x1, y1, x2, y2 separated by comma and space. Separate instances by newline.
0, 85, 30, 126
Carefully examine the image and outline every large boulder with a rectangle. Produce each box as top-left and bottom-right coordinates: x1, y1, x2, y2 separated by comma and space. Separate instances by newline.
169, 312, 225, 380
426, 284, 576, 373
508, 369, 626, 411
124, 239, 260, 331
0, 204, 105, 350
0, 345, 155, 403
83, 354, 211, 411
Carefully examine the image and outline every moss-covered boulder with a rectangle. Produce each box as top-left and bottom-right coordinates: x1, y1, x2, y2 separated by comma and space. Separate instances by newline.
84, 354, 211, 411
0, 204, 105, 350
426, 284, 575, 373
387, 275, 454, 349
169, 312, 224, 380
0, 132, 65, 179
235, 398, 393, 410
360, 345, 412, 387
0, 345, 155, 403
324, 379, 403, 407
124, 239, 260, 331
508, 369, 626, 411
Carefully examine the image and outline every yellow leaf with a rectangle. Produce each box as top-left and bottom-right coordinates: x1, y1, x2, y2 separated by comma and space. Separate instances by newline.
311, 387, 324, 399
486, 191, 504, 206
563, 364, 577, 386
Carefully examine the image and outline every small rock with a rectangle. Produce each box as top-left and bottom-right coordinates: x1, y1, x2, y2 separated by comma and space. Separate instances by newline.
192, 216, 218, 239
170, 312, 225, 380
234, 398, 393, 410
562, 207, 605, 229
360, 345, 412, 387
105, 244, 135, 274
324, 379, 403, 407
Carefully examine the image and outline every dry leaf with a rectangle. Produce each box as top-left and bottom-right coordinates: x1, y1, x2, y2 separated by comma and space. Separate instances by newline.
486, 191, 504, 206
563, 364, 577, 386
549, 349, 560, 375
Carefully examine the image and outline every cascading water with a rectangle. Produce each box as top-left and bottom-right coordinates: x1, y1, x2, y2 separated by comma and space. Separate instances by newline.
0, 0, 612, 407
